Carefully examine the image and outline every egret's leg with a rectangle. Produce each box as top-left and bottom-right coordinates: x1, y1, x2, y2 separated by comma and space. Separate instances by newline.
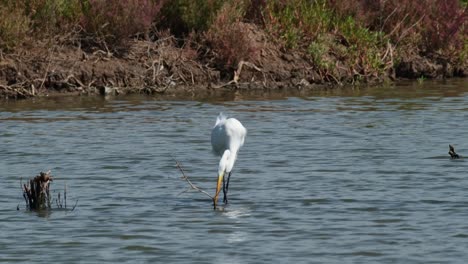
224, 172, 232, 204
222, 173, 227, 204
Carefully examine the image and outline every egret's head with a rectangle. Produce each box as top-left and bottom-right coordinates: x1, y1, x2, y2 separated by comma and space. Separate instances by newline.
213, 150, 231, 209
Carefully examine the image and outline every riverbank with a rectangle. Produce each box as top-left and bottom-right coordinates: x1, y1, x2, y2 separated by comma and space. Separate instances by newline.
1, 1, 466, 99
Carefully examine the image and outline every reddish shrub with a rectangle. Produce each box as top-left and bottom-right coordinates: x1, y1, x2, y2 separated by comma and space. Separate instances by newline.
205, 2, 259, 69
422, 1, 467, 52
81, 0, 165, 49
328, 0, 467, 53
244, 0, 267, 25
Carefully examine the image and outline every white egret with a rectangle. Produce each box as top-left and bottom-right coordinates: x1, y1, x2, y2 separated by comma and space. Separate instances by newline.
211, 113, 247, 209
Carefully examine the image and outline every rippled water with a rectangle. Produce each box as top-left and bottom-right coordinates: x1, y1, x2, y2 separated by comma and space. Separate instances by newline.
1, 79, 468, 263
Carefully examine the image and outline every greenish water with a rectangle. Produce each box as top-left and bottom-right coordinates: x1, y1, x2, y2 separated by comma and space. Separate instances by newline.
1, 79, 468, 263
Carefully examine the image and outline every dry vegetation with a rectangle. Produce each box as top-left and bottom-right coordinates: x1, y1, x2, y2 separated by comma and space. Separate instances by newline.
21, 171, 76, 211
22, 171, 54, 210
0, 0, 466, 98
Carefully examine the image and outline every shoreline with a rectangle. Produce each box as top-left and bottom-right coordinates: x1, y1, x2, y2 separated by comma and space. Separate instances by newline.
1, 24, 466, 100
1, 1, 466, 100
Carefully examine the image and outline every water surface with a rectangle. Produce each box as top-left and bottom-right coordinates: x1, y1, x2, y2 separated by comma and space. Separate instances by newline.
1, 79, 468, 263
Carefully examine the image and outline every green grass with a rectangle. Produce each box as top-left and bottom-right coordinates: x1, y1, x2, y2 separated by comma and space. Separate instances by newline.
264, 0, 389, 80
307, 40, 330, 70
459, 38, 468, 65
334, 16, 388, 76
15, 0, 83, 35
265, 0, 334, 48
0, 3, 30, 50
417, 75, 426, 84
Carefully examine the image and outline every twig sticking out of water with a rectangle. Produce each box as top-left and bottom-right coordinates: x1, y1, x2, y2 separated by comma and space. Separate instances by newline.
56, 183, 66, 209
70, 199, 79, 212
172, 157, 214, 201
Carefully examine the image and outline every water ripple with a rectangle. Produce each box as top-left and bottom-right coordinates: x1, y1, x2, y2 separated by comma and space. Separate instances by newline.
1, 80, 468, 263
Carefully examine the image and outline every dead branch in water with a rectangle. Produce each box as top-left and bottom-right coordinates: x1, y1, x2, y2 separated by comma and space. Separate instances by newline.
21, 171, 76, 211
22, 171, 53, 210
172, 157, 214, 200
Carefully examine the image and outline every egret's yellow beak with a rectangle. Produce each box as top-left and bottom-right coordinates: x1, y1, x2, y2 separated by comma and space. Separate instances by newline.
213, 172, 224, 209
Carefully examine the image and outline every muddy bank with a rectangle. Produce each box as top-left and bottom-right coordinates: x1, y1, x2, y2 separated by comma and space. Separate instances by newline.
0, 27, 466, 99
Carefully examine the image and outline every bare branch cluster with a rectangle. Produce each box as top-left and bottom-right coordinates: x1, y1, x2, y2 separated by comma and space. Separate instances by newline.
22, 171, 53, 210
21, 171, 77, 211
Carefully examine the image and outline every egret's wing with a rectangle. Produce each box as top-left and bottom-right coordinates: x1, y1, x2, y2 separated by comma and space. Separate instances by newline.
211, 121, 227, 155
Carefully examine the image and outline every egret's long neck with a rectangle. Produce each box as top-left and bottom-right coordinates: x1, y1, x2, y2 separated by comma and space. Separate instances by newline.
225, 147, 239, 173
218, 150, 230, 174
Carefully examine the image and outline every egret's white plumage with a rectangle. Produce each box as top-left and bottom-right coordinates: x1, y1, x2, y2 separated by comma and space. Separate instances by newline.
211, 113, 247, 208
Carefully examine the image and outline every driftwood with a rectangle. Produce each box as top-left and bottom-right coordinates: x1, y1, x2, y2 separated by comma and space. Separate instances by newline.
21, 171, 77, 211
173, 157, 223, 209
211, 60, 266, 89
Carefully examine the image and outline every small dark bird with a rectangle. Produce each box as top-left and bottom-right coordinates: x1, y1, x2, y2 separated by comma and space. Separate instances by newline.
449, 144, 460, 159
